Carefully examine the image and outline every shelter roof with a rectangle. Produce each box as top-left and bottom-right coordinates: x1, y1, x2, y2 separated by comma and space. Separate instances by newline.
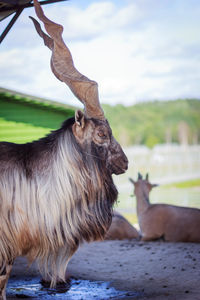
0, 0, 68, 43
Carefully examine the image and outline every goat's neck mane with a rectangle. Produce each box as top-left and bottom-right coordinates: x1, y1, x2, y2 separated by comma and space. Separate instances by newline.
0, 117, 117, 284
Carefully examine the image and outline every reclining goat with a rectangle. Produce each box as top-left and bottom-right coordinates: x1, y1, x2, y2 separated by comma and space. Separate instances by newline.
105, 211, 140, 240
129, 174, 200, 242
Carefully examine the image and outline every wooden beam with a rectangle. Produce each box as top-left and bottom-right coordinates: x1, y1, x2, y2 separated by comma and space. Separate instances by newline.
0, 7, 23, 43
0, 0, 68, 12
0, 0, 68, 43
0, 0, 18, 5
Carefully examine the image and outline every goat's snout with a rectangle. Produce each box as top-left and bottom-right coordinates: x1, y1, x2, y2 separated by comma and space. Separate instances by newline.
123, 156, 129, 169
119, 155, 129, 173
110, 151, 128, 175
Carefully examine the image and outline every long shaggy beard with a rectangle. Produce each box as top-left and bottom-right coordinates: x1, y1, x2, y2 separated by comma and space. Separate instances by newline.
0, 123, 118, 285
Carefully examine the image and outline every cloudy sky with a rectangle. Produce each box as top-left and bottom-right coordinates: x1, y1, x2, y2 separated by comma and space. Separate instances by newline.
1, 0, 200, 107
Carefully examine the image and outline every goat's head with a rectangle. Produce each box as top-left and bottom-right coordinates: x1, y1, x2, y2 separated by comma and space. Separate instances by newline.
72, 110, 128, 174
30, 0, 128, 175
129, 173, 158, 195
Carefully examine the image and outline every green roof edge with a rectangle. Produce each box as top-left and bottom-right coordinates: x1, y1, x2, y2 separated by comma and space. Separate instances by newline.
0, 87, 78, 114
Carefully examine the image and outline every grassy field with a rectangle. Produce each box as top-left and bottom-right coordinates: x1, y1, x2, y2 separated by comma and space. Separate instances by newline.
164, 178, 200, 188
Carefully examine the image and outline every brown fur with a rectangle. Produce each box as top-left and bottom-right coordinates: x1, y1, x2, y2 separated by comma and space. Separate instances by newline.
0, 264, 12, 300
129, 174, 200, 242
104, 211, 140, 240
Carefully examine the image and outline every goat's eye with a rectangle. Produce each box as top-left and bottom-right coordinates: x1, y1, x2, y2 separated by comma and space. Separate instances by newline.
98, 131, 106, 139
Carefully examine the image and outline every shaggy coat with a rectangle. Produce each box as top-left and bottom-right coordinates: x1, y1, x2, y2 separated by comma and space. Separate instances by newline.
0, 117, 118, 284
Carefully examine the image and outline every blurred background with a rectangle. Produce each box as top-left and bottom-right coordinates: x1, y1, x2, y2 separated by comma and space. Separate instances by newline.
1, 0, 200, 226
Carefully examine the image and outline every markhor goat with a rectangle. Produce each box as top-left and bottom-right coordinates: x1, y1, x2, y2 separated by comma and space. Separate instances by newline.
0, 1, 128, 298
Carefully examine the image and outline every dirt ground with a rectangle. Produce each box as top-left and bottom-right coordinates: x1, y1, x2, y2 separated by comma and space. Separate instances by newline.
8, 240, 200, 300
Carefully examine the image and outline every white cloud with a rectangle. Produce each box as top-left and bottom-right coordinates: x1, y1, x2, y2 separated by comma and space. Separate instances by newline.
1, 0, 200, 107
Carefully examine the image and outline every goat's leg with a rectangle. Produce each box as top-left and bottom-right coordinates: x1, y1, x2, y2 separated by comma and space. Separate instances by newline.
0, 262, 13, 300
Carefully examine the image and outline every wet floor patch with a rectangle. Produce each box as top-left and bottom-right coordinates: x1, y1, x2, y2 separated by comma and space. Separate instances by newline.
7, 277, 140, 299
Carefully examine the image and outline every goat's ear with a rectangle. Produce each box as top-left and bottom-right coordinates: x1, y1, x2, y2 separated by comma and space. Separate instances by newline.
129, 177, 135, 185
151, 184, 159, 189
75, 110, 86, 128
